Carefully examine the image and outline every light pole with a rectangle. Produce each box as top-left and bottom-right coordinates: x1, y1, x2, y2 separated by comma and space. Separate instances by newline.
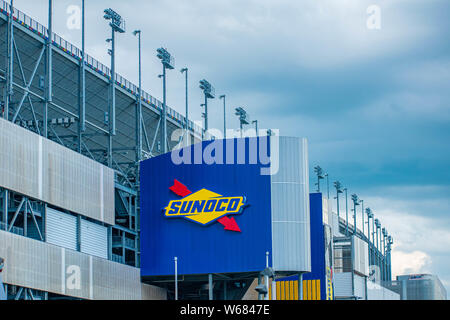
235, 107, 250, 138
351, 194, 359, 235
344, 188, 349, 236
219, 95, 226, 139
199, 79, 215, 140
104, 8, 125, 167
314, 166, 325, 193
366, 208, 373, 265
372, 214, 376, 269
4, 0, 14, 121
375, 219, 381, 273
387, 236, 393, 281
44, 0, 52, 138
382, 228, 387, 282
156, 48, 175, 154
360, 199, 364, 236
325, 173, 330, 200
133, 30, 142, 166
78, 0, 86, 153
174, 257, 178, 300
334, 181, 343, 220
180, 68, 189, 146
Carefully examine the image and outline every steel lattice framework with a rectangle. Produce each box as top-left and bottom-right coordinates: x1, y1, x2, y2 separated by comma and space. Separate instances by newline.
0, 0, 203, 277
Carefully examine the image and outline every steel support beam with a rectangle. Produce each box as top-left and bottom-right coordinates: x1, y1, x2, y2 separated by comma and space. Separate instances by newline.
135, 31, 142, 164
4, 0, 14, 121
8, 197, 25, 232
150, 116, 161, 154
27, 200, 43, 241
11, 44, 45, 123
14, 287, 23, 300
78, 0, 86, 153
44, 0, 53, 138
161, 65, 167, 154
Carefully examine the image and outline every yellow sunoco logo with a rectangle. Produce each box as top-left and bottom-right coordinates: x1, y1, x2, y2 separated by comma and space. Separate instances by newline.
165, 180, 246, 232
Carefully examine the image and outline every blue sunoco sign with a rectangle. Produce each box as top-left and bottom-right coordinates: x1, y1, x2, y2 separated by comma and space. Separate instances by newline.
140, 137, 273, 277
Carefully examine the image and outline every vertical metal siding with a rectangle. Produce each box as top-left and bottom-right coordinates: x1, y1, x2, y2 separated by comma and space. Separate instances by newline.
334, 272, 353, 298
0, 231, 165, 300
354, 274, 366, 299
270, 136, 310, 273
46, 208, 77, 251
80, 219, 108, 260
0, 117, 115, 225
353, 236, 369, 276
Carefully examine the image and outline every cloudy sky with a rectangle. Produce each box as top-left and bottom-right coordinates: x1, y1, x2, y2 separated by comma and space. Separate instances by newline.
13, 0, 450, 295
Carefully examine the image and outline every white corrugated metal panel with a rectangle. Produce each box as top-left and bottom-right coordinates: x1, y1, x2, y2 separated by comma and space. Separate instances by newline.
0, 230, 155, 300
0, 117, 115, 225
322, 197, 329, 226
330, 212, 342, 237
353, 236, 369, 276
334, 272, 353, 298
80, 219, 108, 259
354, 274, 366, 299
46, 208, 77, 251
270, 137, 310, 273
141, 284, 167, 300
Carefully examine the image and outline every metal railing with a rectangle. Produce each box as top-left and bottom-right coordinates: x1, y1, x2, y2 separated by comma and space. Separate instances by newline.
0, 0, 204, 137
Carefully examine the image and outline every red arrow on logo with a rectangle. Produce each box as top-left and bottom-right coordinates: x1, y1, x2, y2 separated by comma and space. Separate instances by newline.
169, 179, 242, 232
217, 216, 241, 232
169, 179, 192, 197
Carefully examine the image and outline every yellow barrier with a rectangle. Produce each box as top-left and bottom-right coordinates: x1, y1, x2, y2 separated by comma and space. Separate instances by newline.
270, 279, 322, 300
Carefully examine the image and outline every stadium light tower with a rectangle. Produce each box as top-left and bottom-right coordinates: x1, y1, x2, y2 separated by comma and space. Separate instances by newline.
334, 181, 343, 219
375, 218, 381, 269
366, 208, 374, 265
325, 173, 330, 199
351, 194, 360, 235
366, 208, 373, 240
219, 95, 227, 139
235, 107, 250, 138
382, 228, 388, 281
199, 79, 215, 139
344, 188, 349, 235
372, 214, 376, 267
180, 68, 189, 146
387, 235, 393, 280
104, 8, 125, 166
78, 0, 86, 153
133, 30, 142, 164
360, 199, 365, 235
314, 166, 325, 193
156, 47, 175, 153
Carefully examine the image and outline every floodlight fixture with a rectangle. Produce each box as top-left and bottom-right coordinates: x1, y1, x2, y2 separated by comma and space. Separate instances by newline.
314, 166, 325, 192
366, 207, 373, 219
334, 181, 344, 219
199, 79, 215, 99
103, 8, 125, 33
235, 107, 250, 124
157, 47, 175, 70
